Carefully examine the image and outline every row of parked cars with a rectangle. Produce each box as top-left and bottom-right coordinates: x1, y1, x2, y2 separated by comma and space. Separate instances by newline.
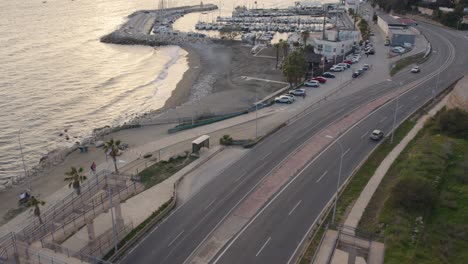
274, 89, 306, 104
274, 73, 333, 103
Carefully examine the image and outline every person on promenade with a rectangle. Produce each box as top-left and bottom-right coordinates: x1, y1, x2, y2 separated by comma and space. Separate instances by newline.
90, 162, 97, 174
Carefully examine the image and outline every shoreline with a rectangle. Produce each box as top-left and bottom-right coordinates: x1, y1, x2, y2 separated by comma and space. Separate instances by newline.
4, 46, 201, 188
162, 46, 201, 110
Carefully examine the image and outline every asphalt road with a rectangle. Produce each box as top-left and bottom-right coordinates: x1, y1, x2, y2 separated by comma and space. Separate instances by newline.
212, 23, 468, 264
121, 22, 468, 264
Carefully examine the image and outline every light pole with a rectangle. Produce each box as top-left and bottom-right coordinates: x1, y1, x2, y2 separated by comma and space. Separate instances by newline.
108, 185, 118, 253
18, 129, 30, 190
387, 79, 403, 144
325, 135, 344, 224
434, 69, 440, 100
255, 92, 258, 139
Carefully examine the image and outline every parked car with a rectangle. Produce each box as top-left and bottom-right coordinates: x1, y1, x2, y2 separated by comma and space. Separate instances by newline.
311, 77, 327, 83
370, 130, 384, 141
337, 63, 350, 69
357, 68, 365, 75
410, 66, 420, 73
282, 94, 295, 101
289, 89, 306, 96
275, 95, 294, 104
343, 60, 354, 65
304, 80, 320, 87
352, 71, 360, 78
330, 66, 345, 72
322, 72, 336, 78
363, 64, 370, 70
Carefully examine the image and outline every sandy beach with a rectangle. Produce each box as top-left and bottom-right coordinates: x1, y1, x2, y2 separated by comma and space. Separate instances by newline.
0, 40, 286, 223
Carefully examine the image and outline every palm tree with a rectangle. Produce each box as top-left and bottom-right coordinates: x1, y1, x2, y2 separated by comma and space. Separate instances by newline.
103, 139, 121, 174
64, 167, 87, 195
27, 196, 45, 224
301, 30, 310, 47
280, 39, 289, 58
273, 42, 281, 69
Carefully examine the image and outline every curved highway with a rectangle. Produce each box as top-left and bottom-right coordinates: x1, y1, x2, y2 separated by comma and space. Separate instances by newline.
121, 22, 468, 264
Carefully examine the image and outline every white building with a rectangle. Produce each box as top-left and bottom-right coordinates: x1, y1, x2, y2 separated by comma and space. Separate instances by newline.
313, 30, 359, 59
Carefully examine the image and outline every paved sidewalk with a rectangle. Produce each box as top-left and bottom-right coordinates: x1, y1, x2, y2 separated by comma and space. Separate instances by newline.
343, 92, 450, 230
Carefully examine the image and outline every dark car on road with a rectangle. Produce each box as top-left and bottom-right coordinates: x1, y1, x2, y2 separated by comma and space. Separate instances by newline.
322, 72, 336, 78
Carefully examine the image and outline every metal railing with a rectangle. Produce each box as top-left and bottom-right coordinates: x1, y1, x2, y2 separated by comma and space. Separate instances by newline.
19, 170, 112, 240
19, 177, 142, 244
79, 222, 133, 258
0, 233, 68, 264
40, 240, 111, 264
30, 181, 141, 244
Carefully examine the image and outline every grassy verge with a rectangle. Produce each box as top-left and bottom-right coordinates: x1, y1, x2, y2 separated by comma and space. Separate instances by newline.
299, 119, 416, 264
139, 153, 197, 189
390, 52, 425, 76
358, 108, 468, 264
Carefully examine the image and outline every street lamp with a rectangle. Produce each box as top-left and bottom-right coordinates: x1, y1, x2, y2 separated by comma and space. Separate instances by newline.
18, 129, 31, 190
387, 79, 403, 144
325, 134, 344, 224
434, 68, 440, 100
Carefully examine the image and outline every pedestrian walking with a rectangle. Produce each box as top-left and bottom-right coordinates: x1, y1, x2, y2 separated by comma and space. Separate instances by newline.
90, 162, 97, 174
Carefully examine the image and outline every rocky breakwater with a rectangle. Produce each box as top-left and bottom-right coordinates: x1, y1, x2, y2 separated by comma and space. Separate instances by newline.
101, 4, 218, 47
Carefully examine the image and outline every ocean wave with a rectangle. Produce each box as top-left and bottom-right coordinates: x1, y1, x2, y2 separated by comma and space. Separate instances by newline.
88, 47, 182, 116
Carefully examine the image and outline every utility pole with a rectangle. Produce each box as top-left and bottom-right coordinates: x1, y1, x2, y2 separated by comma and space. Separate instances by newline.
387, 79, 403, 144
322, 7, 327, 40
18, 129, 30, 190
325, 135, 344, 225
255, 92, 258, 139
434, 69, 440, 100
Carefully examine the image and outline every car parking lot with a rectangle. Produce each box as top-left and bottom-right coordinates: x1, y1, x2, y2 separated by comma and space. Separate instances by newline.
271, 35, 390, 110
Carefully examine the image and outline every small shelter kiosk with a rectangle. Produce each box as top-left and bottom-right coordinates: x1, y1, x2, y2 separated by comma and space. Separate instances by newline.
192, 135, 210, 155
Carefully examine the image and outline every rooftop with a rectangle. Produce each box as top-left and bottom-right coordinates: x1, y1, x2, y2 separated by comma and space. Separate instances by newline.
389, 28, 415, 35
378, 13, 405, 26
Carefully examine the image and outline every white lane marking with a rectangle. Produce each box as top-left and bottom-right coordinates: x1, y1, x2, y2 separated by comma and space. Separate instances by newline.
379, 116, 388, 123
261, 151, 272, 160
316, 171, 328, 183
256, 237, 272, 257
343, 148, 351, 156
361, 131, 369, 139
167, 230, 184, 247
234, 171, 247, 182
204, 200, 215, 211
288, 200, 302, 216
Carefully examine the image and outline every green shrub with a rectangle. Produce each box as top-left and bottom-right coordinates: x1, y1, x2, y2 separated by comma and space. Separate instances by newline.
436, 108, 468, 139
391, 176, 437, 213
220, 135, 233, 145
